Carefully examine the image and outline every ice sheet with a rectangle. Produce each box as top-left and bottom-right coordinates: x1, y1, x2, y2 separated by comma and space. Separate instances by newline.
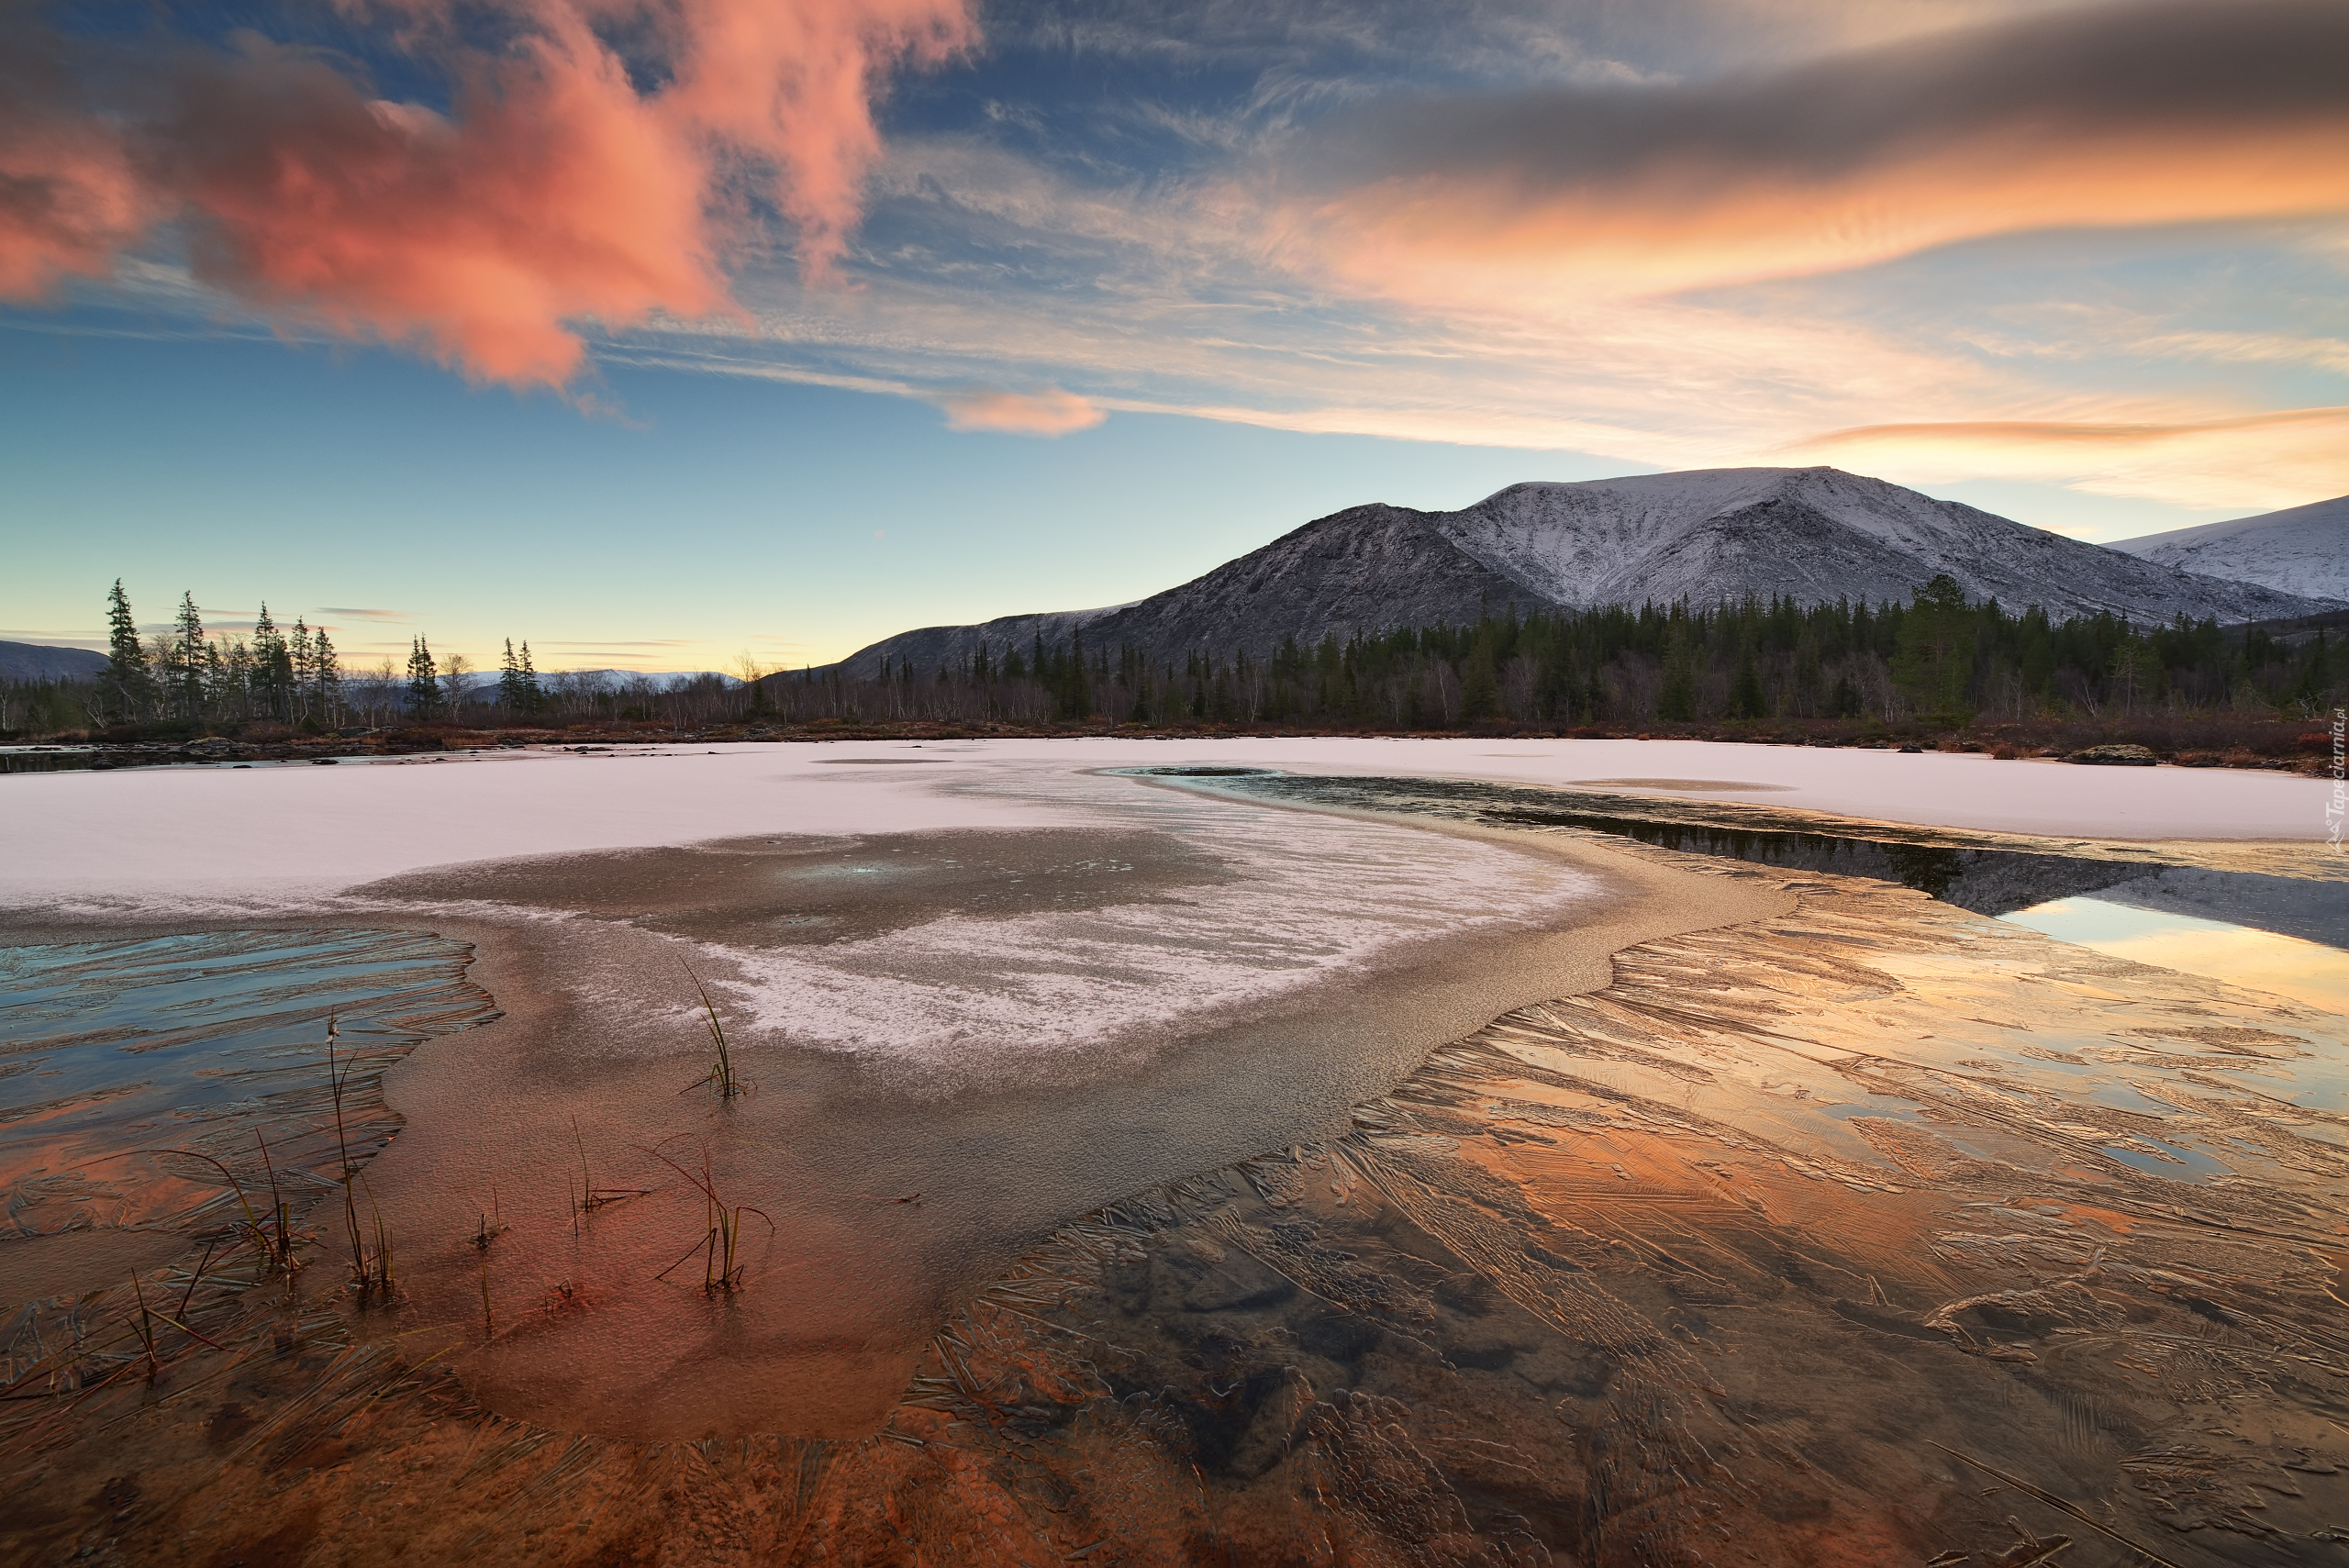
4, 737, 2324, 920
694, 764, 1599, 1070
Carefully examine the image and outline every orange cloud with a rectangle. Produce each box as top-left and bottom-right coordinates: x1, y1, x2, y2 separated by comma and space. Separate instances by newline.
1276, 0, 2349, 307
937, 386, 1107, 436
0, 26, 157, 298
1787, 406, 2349, 510
0, 0, 975, 386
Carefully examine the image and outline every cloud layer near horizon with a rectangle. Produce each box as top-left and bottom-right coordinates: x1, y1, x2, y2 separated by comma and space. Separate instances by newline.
1, 0, 974, 384
1273, 0, 2349, 305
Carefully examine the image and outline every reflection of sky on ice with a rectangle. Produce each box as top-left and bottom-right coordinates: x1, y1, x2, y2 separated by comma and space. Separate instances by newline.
2000, 895, 2349, 1016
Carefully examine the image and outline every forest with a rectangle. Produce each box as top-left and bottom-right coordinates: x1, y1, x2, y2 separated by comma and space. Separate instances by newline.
3, 576, 2341, 752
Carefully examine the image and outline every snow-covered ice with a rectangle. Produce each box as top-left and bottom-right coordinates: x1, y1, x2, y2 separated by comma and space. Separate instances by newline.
5, 736, 2326, 1073
6, 736, 2324, 912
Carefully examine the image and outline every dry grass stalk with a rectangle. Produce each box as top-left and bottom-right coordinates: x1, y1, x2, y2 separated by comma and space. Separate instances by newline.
680, 964, 746, 1100
128, 1274, 161, 1383
569, 1117, 648, 1237
327, 1017, 395, 1303
650, 1147, 773, 1296
136, 1143, 295, 1280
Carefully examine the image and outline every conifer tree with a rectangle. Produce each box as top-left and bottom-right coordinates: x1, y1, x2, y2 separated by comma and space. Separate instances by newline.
1657, 623, 1698, 722
100, 580, 153, 725
170, 592, 207, 720
289, 620, 314, 721
1727, 646, 1767, 719
406, 637, 440, 720
498, 639, 526, 712
206, 639, 235, 720
309, 624, 341, 722
518, 641, 543, 714
251, 603, 293, 721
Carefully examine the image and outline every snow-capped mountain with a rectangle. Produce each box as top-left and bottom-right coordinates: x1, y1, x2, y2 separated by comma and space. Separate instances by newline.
838, 467, 2335, 673
2107, 494, 2349, 605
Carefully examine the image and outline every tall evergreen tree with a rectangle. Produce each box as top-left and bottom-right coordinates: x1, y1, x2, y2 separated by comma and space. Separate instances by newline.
1893, 573, 1976, 721
170, 592, 207, 720
250, 603, 293, 721
310, 625, 342, 721
205, 639, 235, 720
100, 579, 152, 724
1726, 646, 1767, 719
406, 637, 440, 720
518, 641, 544, 714
498, 639, 526, 712
289, 619, 313, 721
1657, 622, 1698, 722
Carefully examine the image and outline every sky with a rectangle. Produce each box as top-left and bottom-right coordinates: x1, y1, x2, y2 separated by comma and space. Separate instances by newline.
4, 0, 2345, 673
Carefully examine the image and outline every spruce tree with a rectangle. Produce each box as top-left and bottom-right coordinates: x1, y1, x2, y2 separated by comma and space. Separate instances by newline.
499, 639, 525, 712
1727, 647, 1766, 719
101, 580, 152, 725
206, 639, 234, 721
518, 641, 544, 715
1657, 624, 1698, 722
251, 603, 293, 721
310, 626, 342, 722
170, 592, 207, 721
406, 637, 440, 720
289, 620, 313, 720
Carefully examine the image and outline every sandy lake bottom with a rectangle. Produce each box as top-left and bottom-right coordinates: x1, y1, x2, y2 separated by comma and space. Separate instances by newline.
3, 747, 2345, 1566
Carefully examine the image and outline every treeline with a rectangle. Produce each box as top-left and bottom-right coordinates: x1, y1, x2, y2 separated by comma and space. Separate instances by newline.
773, 575, 2345, 730
83, 582, 349, 728
8, 576, 2341, 741
2, 583, 773, 736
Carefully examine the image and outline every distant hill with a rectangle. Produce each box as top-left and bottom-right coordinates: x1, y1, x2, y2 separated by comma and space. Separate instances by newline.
2108, 494, 2349, 604
0, 641, 108, 682
840, 466, 2334, 674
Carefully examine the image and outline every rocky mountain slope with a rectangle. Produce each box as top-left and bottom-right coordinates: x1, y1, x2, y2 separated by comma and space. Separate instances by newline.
2108, 494, 2349, 604
0, 641, 108, 683
839, 467, 2334, 673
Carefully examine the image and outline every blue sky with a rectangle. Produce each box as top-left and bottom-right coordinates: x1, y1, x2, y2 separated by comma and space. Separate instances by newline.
4, 0, 2344, 670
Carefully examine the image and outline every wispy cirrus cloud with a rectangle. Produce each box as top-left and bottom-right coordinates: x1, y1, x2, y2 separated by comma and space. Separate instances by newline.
1268, 0, 2349, 306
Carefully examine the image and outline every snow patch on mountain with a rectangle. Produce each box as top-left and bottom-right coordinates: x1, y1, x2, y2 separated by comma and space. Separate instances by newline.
2107, 495, 2349, 606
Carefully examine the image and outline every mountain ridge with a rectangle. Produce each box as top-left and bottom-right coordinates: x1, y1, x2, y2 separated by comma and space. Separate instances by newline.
837, 467, 2336, 676
0, 641, 110, 684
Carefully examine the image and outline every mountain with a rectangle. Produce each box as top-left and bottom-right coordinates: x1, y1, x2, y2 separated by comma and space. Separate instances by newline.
0, 641, 109, 682
839, 467, 2334, 673
2106, 494, 2349, 604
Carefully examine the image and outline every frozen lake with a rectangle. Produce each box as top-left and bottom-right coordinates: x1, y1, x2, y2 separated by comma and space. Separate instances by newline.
3, 738, 2343, 1562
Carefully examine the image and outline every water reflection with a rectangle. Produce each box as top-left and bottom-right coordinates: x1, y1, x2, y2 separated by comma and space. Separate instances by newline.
2003, 897, 2349, 1014
0, 930, 496, 1240
1132, 764, 2349, 931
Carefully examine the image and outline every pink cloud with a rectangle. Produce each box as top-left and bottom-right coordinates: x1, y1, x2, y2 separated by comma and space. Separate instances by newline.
1787, 406, 2349, 510
0, 0, 976, 386
0, 28, 158, 298
938, 387, 1108, 436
